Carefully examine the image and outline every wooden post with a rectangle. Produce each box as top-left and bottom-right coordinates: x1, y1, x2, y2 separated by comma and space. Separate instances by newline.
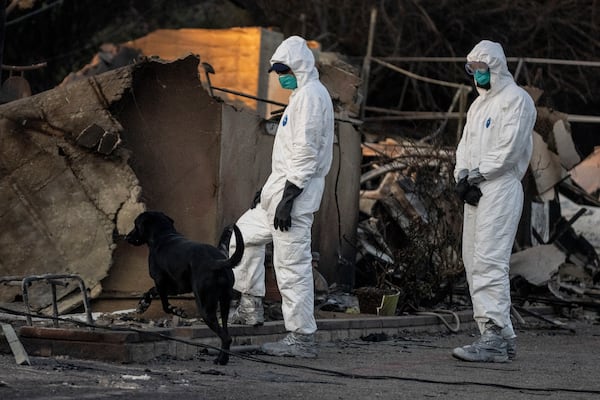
360, 7, 377, 120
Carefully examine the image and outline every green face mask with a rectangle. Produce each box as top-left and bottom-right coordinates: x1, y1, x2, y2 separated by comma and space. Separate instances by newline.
279, 74, 298, 90
474, 70, 491, 86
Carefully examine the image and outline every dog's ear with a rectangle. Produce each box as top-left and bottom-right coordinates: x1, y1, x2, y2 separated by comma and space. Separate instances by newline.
154, 211, 174, 226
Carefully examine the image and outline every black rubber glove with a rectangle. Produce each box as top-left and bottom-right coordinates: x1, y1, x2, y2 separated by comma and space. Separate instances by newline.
463, 185, 482, 206
454, 176, 470, 202
455, 176, 482, 206
274, 181, 303, 231
251, 188, 262, 209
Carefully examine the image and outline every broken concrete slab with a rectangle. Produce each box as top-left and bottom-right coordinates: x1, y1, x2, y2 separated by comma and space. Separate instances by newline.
569, 146, 600, 196
0, 126, 140, 309
510, 244, 565, 286
1, 323, 30, 365
553, 119, 581, 170
530, 130, 566, 200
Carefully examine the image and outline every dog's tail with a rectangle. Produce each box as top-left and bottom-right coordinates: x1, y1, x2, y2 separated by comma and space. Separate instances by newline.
216, 224, 244, 269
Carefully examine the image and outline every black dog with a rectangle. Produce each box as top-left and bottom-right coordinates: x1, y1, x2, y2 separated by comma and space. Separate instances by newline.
125, 211, 244, 365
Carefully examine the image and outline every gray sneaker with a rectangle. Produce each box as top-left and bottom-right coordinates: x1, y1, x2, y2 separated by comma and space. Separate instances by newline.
261, 332, 318, 358
506, 337, 517, 360
228, 294, 264, 326
452, 325, 509, 363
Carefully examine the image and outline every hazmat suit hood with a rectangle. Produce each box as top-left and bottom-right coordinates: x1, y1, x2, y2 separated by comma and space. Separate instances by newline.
260, 35, 334, 220
270, 36, 319, 88
467, 40, 513, 96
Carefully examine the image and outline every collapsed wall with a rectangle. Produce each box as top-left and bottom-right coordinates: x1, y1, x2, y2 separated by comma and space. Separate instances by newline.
0, 64, 144, 310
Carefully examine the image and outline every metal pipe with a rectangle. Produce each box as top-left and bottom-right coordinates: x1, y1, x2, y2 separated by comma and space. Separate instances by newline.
378, 56, 600, 68
51, 284, 59, 328
210, 86, 287, 107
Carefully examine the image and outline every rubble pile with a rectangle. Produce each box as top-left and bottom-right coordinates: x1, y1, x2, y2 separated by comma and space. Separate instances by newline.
353, 104, 600, 318
357, 138, 463, 310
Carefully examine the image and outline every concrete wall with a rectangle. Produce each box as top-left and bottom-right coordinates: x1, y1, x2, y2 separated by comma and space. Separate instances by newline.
218, 105, 273, 227
102, 56, 226, 298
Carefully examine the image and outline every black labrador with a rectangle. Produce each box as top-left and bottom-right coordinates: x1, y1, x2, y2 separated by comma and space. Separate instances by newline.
125, 211, 244, 365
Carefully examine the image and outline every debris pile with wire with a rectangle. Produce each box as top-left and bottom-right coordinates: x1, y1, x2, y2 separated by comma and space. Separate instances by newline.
354, 129, 600, 319
356, 138, 464, 312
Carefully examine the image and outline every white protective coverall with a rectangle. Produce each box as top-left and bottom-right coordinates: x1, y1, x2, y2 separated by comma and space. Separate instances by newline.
454, 40, 536, 339
230, 36, 334, 335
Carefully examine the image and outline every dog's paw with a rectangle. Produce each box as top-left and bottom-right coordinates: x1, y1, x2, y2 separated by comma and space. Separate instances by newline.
167, 305, 188, 318
137, 301, 150, 314
214, 353, 229, 365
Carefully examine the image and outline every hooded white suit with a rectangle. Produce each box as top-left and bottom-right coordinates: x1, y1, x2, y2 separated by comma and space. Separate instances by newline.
454, 40, 536, 338
230, 36, 334, 335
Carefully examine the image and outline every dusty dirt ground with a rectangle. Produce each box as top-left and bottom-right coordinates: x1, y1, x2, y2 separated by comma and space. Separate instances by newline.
1, 318, 599, 400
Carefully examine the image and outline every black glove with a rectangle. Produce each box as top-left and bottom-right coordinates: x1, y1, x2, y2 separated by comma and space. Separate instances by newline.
455, 176, 482, 206
455, 176, 470, 202
463, 185, 482, 206
251, 188, 262, 209
274, 181, 303, 231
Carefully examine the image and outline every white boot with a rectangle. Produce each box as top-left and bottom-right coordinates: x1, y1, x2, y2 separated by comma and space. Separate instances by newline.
261, 332, 317, 358
228, 294, 264, 326
452, 323, 508, 363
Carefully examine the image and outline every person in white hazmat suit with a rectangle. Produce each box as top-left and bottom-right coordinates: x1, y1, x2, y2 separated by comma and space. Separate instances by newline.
452, 40, 536, 363
228, 36, 334, 358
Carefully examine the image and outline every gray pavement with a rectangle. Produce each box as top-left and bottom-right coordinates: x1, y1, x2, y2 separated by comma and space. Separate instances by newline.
1, 314, 599, 399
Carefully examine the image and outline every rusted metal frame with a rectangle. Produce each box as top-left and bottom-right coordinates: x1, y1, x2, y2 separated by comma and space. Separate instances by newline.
20, 274, 94, 327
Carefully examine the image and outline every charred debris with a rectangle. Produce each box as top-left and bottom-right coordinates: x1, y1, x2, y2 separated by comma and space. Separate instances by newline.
353, 110, 600, 320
